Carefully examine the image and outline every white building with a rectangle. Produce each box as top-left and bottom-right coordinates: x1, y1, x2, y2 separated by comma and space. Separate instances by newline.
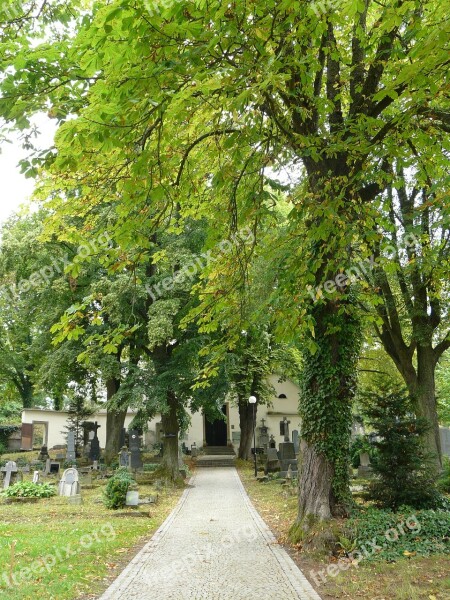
20, 375, 302, 454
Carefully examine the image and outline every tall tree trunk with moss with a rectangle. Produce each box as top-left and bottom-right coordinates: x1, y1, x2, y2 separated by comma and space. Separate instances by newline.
294, 300, 361, 533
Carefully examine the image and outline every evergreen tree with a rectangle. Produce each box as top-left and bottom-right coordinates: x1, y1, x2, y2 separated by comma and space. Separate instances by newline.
361, 381, 440, 510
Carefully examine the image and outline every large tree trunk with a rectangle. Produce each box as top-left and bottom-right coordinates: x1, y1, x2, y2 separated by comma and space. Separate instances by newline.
104, 378, 127, 465
161, 388, 180, 480
296, 300, 361, 528
413, 344, 441, 469
238, 398, 256, 460
298, 440, 334, 522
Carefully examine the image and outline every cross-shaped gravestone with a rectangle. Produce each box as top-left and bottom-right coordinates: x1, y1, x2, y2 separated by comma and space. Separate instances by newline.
89, 422, 101, 461
1, 461, 18, 489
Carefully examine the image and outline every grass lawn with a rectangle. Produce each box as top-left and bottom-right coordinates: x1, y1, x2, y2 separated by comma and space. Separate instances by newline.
0, 468, 183, 600
238, 462, 450, 600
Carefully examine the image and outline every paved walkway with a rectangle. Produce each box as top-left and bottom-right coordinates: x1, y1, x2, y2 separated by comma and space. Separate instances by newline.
100, 468, 321, 600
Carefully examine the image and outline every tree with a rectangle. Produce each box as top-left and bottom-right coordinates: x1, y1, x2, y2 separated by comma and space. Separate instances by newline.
360, 381, 440, 509
64, 388, 95, 457
359, 167, 450, 469
2, 0, 449, 524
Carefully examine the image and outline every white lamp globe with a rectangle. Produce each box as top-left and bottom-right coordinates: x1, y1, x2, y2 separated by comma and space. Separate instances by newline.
249, 396, 257, 404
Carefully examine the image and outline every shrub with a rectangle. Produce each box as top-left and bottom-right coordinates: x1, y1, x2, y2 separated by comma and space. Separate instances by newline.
104, 469, 135, 509
346, 506, 450, 562
2, 481, 56, 498
360, 382, 440, 509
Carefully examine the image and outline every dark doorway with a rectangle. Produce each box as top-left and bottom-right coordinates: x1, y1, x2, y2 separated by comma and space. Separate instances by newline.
205, 405, 228, 446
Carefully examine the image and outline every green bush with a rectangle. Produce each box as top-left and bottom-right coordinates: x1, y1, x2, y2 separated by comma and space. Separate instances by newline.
438, 457, 450, 493
2, 481, 56, 498
104, 469, 135, 510
347, 506, 450, 562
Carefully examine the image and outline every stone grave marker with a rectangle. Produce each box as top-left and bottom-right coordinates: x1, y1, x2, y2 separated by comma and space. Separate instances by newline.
59, 467, 80, 497
129, 430, 143, 469
1, 461, 18, 489
33, 471, 40, 484
292, 430, 300, 454
358, 452, 372, 478
278, 442, 297, 477
119, 446, 131, 469
38, 444, 49, 461
126, 491, 139, 506
440, 426, 450, 457
265, 448, 281, 474
66, 431, 76, 461
89, 422, 101, 461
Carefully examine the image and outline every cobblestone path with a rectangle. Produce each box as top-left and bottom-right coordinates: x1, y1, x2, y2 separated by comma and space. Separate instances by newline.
100, 468, 322, 600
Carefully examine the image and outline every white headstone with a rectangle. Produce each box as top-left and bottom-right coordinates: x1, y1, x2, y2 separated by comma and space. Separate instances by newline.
58, 467, 80, 497
32, 471, 40, 484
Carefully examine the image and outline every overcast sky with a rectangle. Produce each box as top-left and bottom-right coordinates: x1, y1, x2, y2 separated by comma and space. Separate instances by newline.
0, 114, 56, 226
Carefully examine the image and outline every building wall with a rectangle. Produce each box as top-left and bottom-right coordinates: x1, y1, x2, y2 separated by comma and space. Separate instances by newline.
21, 375, 302, 451
21, 409, 138, 449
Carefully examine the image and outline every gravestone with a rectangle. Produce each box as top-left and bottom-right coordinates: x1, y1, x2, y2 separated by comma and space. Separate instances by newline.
66, 431, 76, 461
269, 435, 276, 449
129, 430, 143, 469
1, 461, 18, 489
440, 426, 450, 457
292, 430, 300, 454
89, 422, 101, 461
278, 442, 297, 477
280, 417, 291, 442
33, 471, 40, 484
126, 491, 139, 506
92, 460, 99, 470
358, 452, 373, 478
119, 446, 131, 469
258, 419, 270, 451
279, 442, 296, 461
38, 444, 49, 461
265, 448, 281, 474
45, 460, 60, 475
59, 467, 80, 497
119, 427, 127, 449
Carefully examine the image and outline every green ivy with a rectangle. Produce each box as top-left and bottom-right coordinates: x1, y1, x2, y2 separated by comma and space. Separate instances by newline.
300, 296, 362, 511
347, 506, 450, 562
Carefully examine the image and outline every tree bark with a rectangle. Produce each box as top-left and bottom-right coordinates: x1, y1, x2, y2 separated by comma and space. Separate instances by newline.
297, 440, 334, 523
161, 388, 180, 480
412, 344, 441, 469
238, 398, 256, 460
104, 378, 126, 465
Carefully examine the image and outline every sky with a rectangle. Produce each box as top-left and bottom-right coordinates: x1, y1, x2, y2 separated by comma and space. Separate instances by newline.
0, 114, 56, 226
